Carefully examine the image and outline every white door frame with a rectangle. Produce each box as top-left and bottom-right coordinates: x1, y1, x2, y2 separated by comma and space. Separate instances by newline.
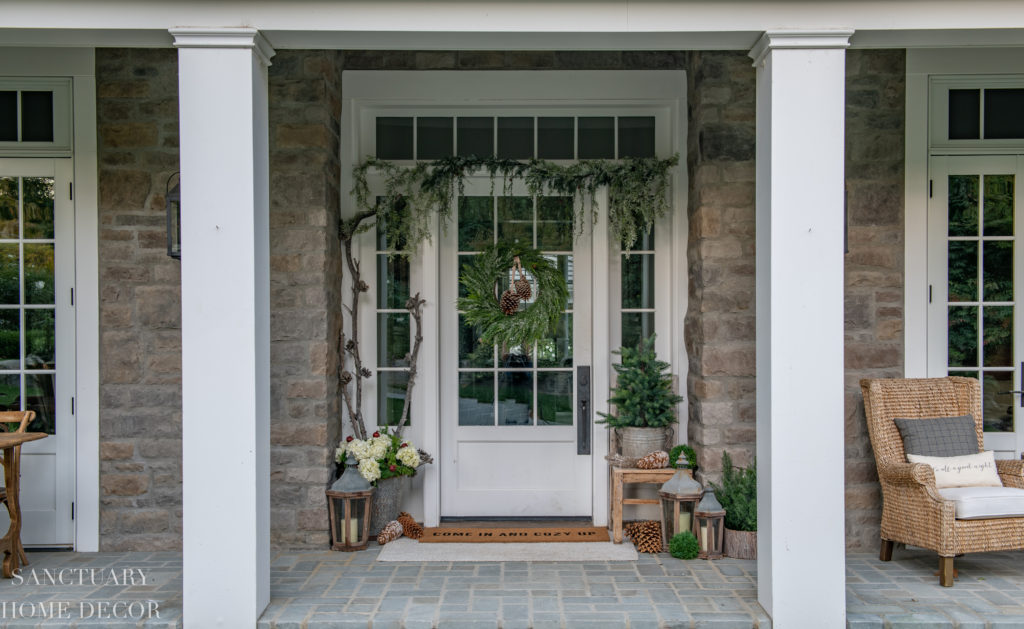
0, 47, 99, 551
340, 70, 688, 527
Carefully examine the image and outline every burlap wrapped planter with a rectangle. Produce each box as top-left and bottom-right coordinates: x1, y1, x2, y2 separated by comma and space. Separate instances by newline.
724, 528, 757, 559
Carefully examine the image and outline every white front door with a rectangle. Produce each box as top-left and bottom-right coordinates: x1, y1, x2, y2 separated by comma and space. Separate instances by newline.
0, 159, 75, 545
928, 155, 1024, 457
440, 177, 595, 517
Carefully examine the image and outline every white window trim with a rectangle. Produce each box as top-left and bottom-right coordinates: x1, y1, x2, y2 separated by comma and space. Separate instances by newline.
0, 47, 99, 551
340, 70, 687, 527
906, 48, 1024, 378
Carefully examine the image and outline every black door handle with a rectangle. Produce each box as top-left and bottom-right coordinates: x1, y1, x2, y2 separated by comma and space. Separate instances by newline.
577, 366, 591, 455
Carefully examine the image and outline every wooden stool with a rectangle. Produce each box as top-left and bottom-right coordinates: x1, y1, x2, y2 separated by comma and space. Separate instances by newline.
610, 467, 679, 543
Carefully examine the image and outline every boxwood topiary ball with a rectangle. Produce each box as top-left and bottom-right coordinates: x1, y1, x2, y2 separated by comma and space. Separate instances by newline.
669, 531, 700, 560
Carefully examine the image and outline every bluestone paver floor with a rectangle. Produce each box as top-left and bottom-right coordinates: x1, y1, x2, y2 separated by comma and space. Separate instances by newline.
0, 547, 1021, 626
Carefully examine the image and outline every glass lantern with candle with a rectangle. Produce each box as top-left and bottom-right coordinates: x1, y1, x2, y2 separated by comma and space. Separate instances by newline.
326, 455, 374, 551
658, 466, 703, 552
694, 487, 726, 559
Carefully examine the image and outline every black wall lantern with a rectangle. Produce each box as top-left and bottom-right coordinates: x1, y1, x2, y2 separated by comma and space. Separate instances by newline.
166, 172, 181, 259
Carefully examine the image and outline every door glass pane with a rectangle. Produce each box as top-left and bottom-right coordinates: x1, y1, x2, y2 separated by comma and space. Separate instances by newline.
25, 373, 54, 433
538, 117, 574, 160
948, 306, 978, 368
623, 312, 655, 349
984, 241, 1012, 302
0, 374, 19, 413
457, 117, 494, 158
377, 313, 410, 368
376, 255, 409, 310
984, 89, 1024, 140
982, 371, 1014, 433
578, 117, 614, 159
983, 175, 1014, 236
459, 314, 493, 368
377, 371, 409, 427
618, 116, 656, 158
497, 196, 532, 244
0, 244, 17, 305
459, 372, 494, 426
21, 92, 54, 143
0, 309, 18, 363
458, 197, 493, 251
983, 306, 1013, 367
497, 117, 534, 160
949, 175, 979, 236
0, 92, 16, 142
24, 243, 54, 305
416, 117, 453, 160
25, 309, 54, 369
537, 196, 573, 251
0, 178, 17, 238
538, 314, 572, 368
23, 178, 54, 239
458, 255, 474, 299
948, 241, 977, 302
376, 117, 413, 159
375, 198, 409, 251
948, 89, 980, 140
498, 371, 533, 426
622, 254, 655, 309
538, 372, 573, 425
542, 255, 574, 308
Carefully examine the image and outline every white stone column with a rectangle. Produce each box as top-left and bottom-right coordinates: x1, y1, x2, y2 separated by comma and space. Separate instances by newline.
750, 30, 851, 628
172, 27, 274, 627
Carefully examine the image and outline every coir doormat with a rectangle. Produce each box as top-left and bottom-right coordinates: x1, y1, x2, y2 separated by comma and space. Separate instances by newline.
418, 527, 609, 543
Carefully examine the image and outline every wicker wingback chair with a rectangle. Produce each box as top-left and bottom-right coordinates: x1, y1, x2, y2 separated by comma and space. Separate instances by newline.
861, 377, 1024, 586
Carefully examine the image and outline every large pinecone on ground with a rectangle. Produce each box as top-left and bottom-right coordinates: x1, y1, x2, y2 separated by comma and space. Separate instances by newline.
499, 288, 520, 315
397, 512, 423, 540
376, 520, 404, 545
627, 520, 663, 554
636, 450, 669, 469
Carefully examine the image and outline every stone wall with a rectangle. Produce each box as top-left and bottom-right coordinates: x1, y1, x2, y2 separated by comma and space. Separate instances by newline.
843, 49, 906, 550
96, 48, 182, 551
684, 52, 758, 477
267, 51, 344, 548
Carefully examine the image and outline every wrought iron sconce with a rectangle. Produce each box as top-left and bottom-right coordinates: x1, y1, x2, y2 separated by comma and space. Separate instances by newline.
166, 172, 181, 259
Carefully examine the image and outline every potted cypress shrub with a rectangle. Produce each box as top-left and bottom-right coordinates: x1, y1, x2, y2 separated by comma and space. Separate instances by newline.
598, 335, 683, 459
710, 452, 757, 559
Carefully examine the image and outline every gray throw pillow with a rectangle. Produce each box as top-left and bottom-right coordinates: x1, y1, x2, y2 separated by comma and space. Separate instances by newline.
893, 415, 979, 457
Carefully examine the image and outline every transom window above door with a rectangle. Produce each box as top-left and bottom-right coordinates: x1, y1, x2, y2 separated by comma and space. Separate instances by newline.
0, 79, 72, 156
374, 115, 656, 160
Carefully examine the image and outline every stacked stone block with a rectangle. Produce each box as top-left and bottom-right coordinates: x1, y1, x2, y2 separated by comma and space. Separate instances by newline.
96, 48, 182, 550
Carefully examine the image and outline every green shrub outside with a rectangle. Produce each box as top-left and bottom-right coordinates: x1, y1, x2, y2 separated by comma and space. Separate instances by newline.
710, 452, 757, 532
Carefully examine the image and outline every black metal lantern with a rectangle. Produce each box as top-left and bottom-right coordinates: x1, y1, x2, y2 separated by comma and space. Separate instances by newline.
695, 487, 726, 559
658, 466, 702, 551
326, 456, 374, 551
165, 172, 181, 259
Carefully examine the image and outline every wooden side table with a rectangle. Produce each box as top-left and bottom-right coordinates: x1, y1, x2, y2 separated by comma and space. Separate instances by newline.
0, 432, 46, 577
610, 466, 679, 543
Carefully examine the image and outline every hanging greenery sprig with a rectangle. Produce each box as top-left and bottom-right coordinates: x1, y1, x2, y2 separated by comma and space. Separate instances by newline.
351, 154, 679, 254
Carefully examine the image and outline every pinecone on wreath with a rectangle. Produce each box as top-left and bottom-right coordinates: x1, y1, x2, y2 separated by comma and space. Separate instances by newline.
499, 288, 520, 315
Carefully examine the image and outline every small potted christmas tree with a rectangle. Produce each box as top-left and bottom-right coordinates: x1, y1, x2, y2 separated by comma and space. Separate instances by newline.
598, 335, 682, 459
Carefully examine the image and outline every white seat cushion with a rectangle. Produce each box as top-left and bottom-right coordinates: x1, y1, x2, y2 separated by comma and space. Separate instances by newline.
939, 486, 1024, 520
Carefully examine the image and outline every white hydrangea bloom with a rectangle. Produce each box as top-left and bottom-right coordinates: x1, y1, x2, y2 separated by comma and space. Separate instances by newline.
358, 458, 381, 482
334, 445, 346, 463
347, 439, 372, 461
397, 446, 420, 468
369, 435, 390, 459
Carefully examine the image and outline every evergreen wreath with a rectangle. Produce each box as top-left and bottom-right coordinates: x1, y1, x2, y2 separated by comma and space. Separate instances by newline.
457, 243, 569, 349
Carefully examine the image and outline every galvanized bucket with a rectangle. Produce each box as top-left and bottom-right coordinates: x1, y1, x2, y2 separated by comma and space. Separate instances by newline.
369, 475, 410, 536
617, 426, 672, 460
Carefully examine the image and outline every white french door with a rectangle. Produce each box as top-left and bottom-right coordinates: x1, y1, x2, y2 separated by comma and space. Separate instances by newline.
439, 177, 594, 517
928, 155, 1024, 457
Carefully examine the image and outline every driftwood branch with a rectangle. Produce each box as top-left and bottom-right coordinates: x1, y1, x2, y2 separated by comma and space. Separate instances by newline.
338, 230, 371, 441
396, 292, 426, 440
